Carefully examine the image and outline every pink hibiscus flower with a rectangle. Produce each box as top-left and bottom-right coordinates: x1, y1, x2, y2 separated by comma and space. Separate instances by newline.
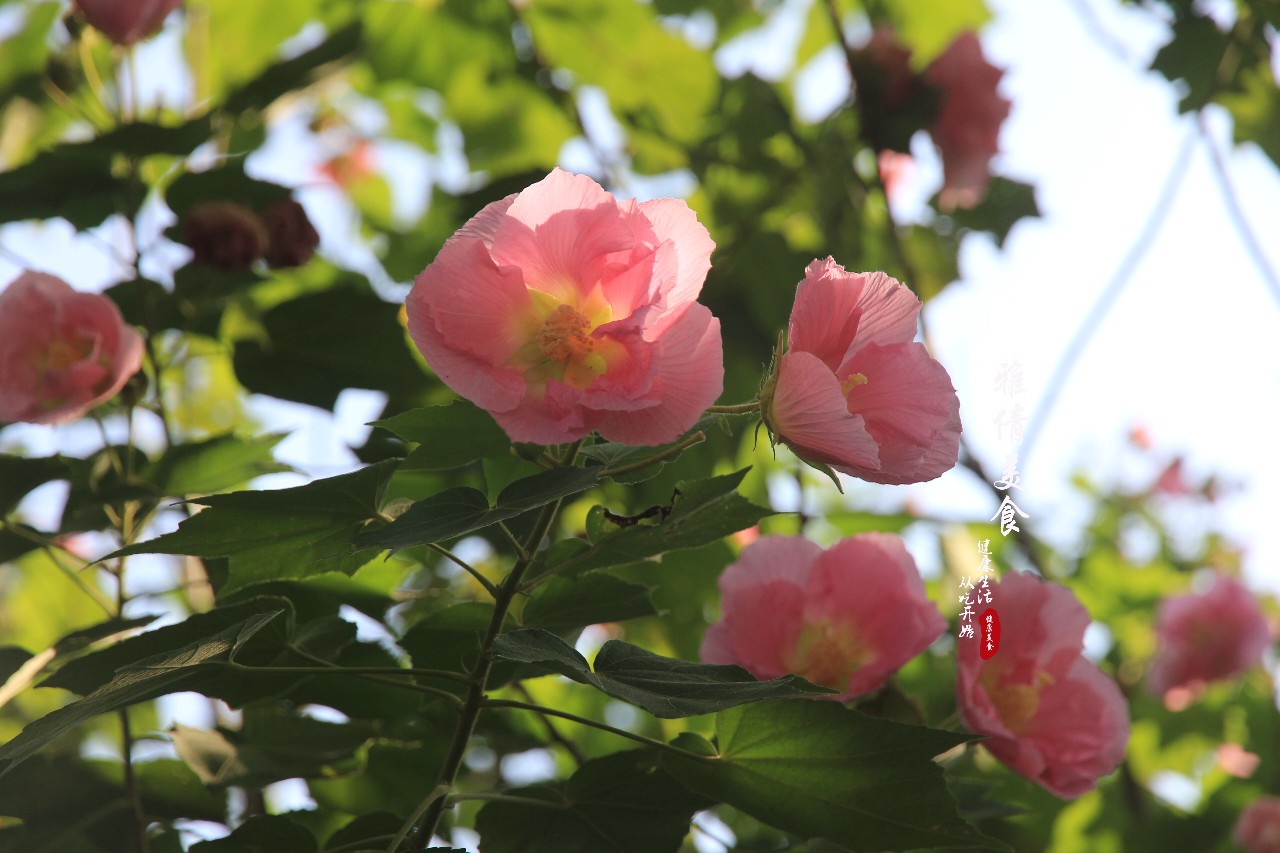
74, 0, 181, 46
1146, 575, 1271, 697
0, 271, 144, 425
700, 534, 946, 701
1235, 797, 1280, 853
406, 168, 723, 446
760, 257, 961, 485
924, 32, 1011, 211
956, 572, 1129, 799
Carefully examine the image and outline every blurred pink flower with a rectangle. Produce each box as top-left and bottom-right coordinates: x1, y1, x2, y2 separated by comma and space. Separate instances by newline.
1217, 742, 1261, 779
1237, 797, 1280, 853
761, 257, 961, 484
74, 0, 181, 46
700, 533, 945, 700
0, 272, 143, 425
1151, 457, 1193, 496
956, 572, 1129, 799
406, 168, 723, 446
1147, 575, 1271, 697
924, 32, 1011, 210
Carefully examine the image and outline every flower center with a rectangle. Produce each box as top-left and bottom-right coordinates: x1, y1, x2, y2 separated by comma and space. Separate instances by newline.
789, 620, 875, 691
840, 372, 868, 396
984, 669, 1054, 733
538, 304, 596, 363
43, 337, 93, 372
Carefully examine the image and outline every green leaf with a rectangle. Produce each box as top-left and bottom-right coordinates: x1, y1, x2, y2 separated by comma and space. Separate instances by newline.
374, 400, 511, 470
0, 612, 283, 776
491, 629, 834, 718
1150, 13, 1232, 112
535, 469, 772, 579
145, 433, 290, 496
446, 69, 577, 176
525, 0, 718, 143
944, 178, 1039, 247
579, 416, 724, 484
0, 121, 212, 229
1220, 59, 1280, 168
43, 598, 293, 696
109, 461, 397, 593
884, 0, 992, 69
0, 2, 59, 97
355, 466, 599, 552
189, 815, 317, 853
232, 285, 430, 410
223, 23, 363, 113
398, 602, 521, 690
474, 750, 712, 853
186, 0, 323, 106
170, 707, 372, 787
663, 701, 994, 851
0, 454, 69, 515
522, 574, 658, 633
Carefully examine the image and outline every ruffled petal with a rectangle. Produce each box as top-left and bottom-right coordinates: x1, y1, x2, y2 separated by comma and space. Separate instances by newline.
788, 259, 920, 371
838, 342, 960, 484
769, 351, 879, 473
590, 303, 723, 446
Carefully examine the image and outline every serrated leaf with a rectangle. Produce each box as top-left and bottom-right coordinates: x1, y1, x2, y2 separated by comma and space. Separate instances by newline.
474, 750, 712, 853
0, 612, 283, 776
522, 574, 658, 633
491, 629, 834, 718
944, 178, 1039, 247
145, 433, 291, 496
0, 454, 69, 515
534, 469, 772, 579
374, 400, 511, 470
232, 285, 431, 410
355, 466, 599, 552
110, 461, 397, 593
189, 814, 317, 853
663, 701, 995, 851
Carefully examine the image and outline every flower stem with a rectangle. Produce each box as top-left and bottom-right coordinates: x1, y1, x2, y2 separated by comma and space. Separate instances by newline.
428, 542, 499, 597
600, 431, 706, 478
705, 402, 760, 415
397, 441, 584, 849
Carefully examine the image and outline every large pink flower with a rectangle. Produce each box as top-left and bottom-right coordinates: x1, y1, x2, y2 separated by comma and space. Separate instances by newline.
0, 272, 144, 425
761, 257, 961, 485
700, 534, 946, 701
924, 32, 1011, 211
956, 572, 1129, 799
1235, 797, 1280, 853
406, 169, 723, 446
74, 0, 182, 46
1146, 575, 1271, 697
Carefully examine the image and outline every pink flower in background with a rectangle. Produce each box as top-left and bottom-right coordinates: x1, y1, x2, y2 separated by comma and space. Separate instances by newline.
1147, 575, 1271, 697
0, 272, 143, 425
924, 32, 1011, 210
406, 169, 723, 446
1235, 797, 1280, 853
956, 572, 1129, 799
700, 534, 945, 700
74, 0, 181, 46
761, 257, 961, 485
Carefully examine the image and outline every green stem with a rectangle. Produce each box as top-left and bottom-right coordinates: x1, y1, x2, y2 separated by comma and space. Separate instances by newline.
384, 785, 449, 853
118, 709, 149, 853
0, 522, 116, 615
428, 542, 499, 597
215, 662, 466, 708
601, 431, 706, 477
445, 791, 564, 809
705, 402, 760, 415
286, 644, 471, 683
398, 441, 584, 848
484, 698, 686, 757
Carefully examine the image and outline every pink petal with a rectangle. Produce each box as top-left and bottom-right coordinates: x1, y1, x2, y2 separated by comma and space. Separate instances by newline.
788, 259, 920, 372
769, 351, 879, 472
638, 197, 714, 311
489, 380, 591, 445
492, 169, 650, 302
590, 303, 723, 445
838, 342, 960, 484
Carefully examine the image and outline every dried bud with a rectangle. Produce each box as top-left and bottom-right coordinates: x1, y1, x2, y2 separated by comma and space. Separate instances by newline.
262, 198, 320, 268
184, 202, 268, 270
